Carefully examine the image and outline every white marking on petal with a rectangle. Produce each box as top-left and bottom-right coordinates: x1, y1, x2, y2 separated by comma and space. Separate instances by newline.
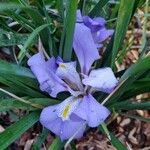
56, 96, 82, 121
56, 62, 83, 91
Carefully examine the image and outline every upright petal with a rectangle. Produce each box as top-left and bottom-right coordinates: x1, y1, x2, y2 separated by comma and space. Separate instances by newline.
92, 28, 114, 43
76, 10, 83, 22
46, 56, 57, 72
73, 23, 100, 74
28, 52, 67, 97
74, 94, 110, 127
82, 67, 118, 93
83, 16, 106, 32
56, 61, 83, 91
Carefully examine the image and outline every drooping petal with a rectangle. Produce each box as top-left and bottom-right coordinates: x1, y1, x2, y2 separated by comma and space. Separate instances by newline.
92, 28, 114, 43
56, 96, 82, 121
28, 52, 67, 97
83, 16, 106, 32
40, 105, 62, 135
56, 61, 83, 91
40, 101, 86, 140
73, 23, 100, 74
60, 120, 86, 140
74, 94, 110, 127
82, 67, 118, 93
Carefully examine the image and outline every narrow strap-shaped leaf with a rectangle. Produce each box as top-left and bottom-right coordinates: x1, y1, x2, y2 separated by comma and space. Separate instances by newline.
110, 101, 150, 111
103, 57, 150, 105
0, 3, 28, 11
0, 59, 34, 78
99, 124, 127, 150
31, 128, 49, 150
62, 0, 78, 61
0, 75, 44, 98
89, 0, 109, 17
48, 137, 65, 150
111, 0, 135, 68
0, 98, 35, 111
18, 24, 50, 62
0, 111, 40, 150
121, 113, 150, 123
120, 56, 150, 81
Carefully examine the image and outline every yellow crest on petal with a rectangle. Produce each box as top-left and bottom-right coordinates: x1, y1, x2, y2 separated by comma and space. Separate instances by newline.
62, 104, 70, 120
59, 63, 66, 69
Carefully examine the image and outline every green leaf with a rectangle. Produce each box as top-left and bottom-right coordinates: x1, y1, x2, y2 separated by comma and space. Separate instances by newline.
56, 0, 64, 19
0, 98, 35, 111
24, 6, 52, 55
121, 113, 150, 123
0, 59, 34, 78
111, 0, 135, 68
7, 12, 34, 32
0, 30, 29, 47
48, 137, 65, 150
0, 97, 58, 112
122, 78, 150, 99
89, 0, 109, 17
0, 75, 44, 98
62, 0, 78, 61
120, 56, 150, 81
32, 128, 49, 150
99, 125, 127, 150
110, 101, 150, 111
18, 24, 50, 62
0, 111, 40, 150
0, 3, 28, 11
103, 57, 150, 105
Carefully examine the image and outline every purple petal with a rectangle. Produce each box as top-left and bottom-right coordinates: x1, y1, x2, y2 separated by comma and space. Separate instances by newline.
28, 52, 67, 97
46, 56, 57, 72
73, 23, 100, 74
56, 96, 82, 121
83, 16, 106, 32
74, 94, 110, 127
56, 61, 83, 91
60, 120, 86, 140
82, 67, 118, 93
40, 105, 62, 135
28, 52, 50, 84
40, 104, 86, 140
92, 28, 114, 43
76, 10, 83, 22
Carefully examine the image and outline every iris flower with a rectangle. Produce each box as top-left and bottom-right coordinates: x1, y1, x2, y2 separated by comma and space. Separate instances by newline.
28, 10, 118, 140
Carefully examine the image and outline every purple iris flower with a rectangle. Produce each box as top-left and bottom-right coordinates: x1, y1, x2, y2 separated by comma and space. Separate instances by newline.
76, 10, 114, 49
28, 10, 117, 140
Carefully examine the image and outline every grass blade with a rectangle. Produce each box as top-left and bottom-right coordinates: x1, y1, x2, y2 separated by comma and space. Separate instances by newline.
89, 0, 109, 17
120, 56, 150, 81
0, 59, 34, 78
18, 24, 50, 62
62, 0, 78, 61
0, 111, 40, 150
110, 101, 150, 111
99, 124, 127, 150
111, 0, 135, 68
48, 137, 64, 150
31, 128, 49, 150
